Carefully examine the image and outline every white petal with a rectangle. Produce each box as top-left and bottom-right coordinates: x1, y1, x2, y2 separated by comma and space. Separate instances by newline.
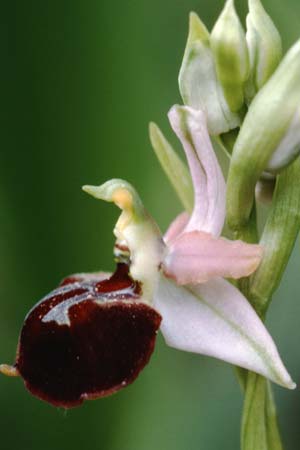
154, 276, 295, 389
168, 105, 226, 237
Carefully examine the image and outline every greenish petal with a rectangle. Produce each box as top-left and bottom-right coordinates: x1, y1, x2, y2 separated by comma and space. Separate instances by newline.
149, 122, 193, 213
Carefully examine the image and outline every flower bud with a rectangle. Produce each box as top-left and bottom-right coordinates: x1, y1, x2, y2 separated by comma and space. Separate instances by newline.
266, 108, 300, 172
226, 39, 300, 230
211, 0, 249, 112
179, 12, 241, 135
245, 0, 282, 101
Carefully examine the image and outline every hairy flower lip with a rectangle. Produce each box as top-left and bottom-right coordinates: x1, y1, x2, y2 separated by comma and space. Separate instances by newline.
3, 264, 161, 409
16, 298, 161, 409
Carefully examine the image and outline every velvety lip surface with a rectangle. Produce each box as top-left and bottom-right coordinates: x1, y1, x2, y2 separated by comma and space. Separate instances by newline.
16, 264, 161, 408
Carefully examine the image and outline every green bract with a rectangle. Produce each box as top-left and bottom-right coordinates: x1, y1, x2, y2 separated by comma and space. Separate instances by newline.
211, 0, 249, 112
178, 12, 241, 135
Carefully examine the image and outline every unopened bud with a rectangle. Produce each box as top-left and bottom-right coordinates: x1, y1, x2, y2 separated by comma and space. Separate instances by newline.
245, 0, 282, 101
266, 108, 300, 173
211, 0, 249, 112
179, 12, 240, 135
227, 39, 300, 230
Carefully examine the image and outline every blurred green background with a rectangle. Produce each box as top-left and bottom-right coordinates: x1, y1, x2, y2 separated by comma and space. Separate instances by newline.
1, 0, 300, 449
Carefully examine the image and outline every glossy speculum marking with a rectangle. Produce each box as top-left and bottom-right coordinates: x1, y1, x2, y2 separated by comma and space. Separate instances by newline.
9, 264, 161, 408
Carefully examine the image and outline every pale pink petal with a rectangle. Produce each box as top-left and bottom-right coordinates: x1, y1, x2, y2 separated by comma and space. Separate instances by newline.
162, 231, 263, 284
154, 276, 295, 389
164, 212, 190, 244
168, 105, 226, 237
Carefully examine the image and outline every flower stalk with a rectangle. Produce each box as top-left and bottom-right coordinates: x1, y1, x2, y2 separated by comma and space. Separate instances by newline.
250, 158, 300, 315
242, 373, 283, 450
230, 197, 285, 450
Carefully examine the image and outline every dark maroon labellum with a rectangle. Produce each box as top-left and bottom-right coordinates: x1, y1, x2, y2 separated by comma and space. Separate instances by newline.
15, 264, 161, 408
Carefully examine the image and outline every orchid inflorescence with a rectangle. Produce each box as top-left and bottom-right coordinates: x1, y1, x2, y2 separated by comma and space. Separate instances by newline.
2, 0, 300, 448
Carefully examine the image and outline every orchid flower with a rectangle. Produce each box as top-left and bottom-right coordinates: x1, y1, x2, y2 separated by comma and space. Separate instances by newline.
83, 106, 295, 393
0, 105, 294, 409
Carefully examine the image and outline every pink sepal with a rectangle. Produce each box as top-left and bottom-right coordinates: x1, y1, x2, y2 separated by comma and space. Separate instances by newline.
163, 231, 263, 284
164, 212, 190, 244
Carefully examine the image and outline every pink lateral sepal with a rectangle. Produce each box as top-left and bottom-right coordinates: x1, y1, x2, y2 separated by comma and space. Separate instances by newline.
162, 230, 263, 284
164, 212, 190, 244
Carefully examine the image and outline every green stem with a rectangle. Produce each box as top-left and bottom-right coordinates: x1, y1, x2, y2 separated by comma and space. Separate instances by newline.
249, 158, 300, 315
231, 202, 284, 450
241, 373, 283, 450
265, 382, 284, 450
242, 373, 268, 450
240, 158, 300, 449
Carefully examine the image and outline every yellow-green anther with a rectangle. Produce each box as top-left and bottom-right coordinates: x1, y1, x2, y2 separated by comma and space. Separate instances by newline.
245, 0, 282, 100
211, 0, 249, 112
179, 12, 241, 135
249, 158, 300, 314
149, 122, 193, 213
226, 39, 300, 230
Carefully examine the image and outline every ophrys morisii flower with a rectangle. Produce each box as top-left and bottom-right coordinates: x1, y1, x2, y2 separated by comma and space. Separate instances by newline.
0, 105, 295, 408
